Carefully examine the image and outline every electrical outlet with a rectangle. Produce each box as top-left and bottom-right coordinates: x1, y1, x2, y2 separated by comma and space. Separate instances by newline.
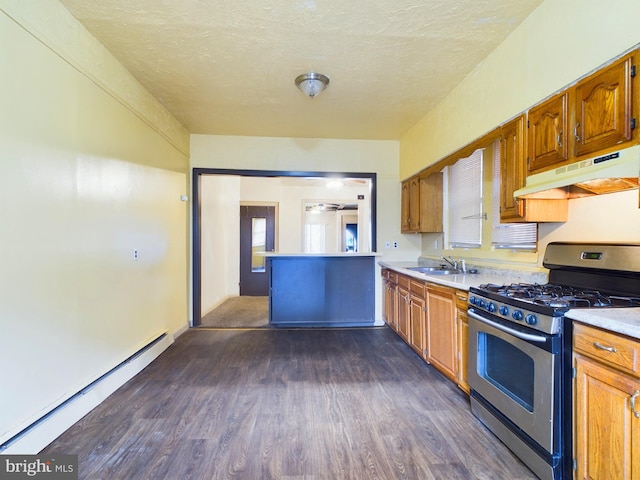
393, 241, 398, 249
385, 241, 391, 248
133, 249, 139, 260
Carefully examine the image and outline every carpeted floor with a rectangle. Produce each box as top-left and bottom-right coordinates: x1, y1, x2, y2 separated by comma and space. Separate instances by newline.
199, 296, 269, 328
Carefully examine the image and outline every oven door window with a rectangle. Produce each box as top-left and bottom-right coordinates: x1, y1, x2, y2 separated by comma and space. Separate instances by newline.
479, 332, 534, 411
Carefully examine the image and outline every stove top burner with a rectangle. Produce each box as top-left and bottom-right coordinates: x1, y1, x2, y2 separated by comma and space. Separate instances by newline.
477, 282, 640, 310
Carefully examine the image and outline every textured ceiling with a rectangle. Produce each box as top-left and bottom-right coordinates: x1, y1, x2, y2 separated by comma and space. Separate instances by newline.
59, 0, 543, 140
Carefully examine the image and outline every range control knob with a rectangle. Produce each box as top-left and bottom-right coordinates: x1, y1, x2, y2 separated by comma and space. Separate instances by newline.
525, 314, 538, 326
469, 296, 477, 305
477, 299, 486, 309
499, 305, 509, 316
512, 310, 524, 321
487, 302, 497, 313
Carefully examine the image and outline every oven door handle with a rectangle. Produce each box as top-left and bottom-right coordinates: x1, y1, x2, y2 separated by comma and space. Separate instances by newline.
468, 310, 548, 343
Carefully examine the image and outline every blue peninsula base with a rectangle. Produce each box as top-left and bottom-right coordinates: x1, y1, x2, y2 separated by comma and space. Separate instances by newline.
268, 255, 375, 327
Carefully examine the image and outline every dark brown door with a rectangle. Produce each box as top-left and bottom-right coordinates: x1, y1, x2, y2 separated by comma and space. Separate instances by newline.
240, 205, 275, 296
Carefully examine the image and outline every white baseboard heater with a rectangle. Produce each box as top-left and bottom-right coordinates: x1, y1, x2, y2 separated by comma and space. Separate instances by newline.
1, 332, 173, 454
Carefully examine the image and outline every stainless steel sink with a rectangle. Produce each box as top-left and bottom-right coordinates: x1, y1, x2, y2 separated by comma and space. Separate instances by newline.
407, 266, 462, 275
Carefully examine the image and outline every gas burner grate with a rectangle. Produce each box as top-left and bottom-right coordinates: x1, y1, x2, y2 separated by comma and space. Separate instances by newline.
477, 283, 640, 309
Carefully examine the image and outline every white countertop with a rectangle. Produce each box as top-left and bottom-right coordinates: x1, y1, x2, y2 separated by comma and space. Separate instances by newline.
378, 261, 547, 291
264, 252, 381, 257
566, 308, 640, 341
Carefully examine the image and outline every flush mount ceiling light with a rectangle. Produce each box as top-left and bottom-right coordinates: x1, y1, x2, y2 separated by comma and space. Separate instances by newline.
295, 72, 330, 98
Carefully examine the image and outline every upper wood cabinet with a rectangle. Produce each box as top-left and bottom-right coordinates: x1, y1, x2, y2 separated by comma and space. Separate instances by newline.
400, 177, 410, 231
401, 172, 443, 233
500, 115, 527, 222
401, 175, 419, 232
527, 92, 568, 172
527, 51, 637, 175
574, 52, 635, 158
501, 114, 569, 223
419, 172, 443, 232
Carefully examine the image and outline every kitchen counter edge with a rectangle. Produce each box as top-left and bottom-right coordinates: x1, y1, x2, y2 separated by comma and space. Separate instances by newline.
378, 261, 545, 292
566, 308, 640, 341
264, 252, 381, 257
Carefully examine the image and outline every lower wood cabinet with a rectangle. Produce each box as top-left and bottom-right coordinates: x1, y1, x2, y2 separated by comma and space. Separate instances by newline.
396, 275, 411, 343
426, 282, 457, 382
382, 269, 397, 331
573, 322, 640, 480
455, 290, 470, 394
381, 270, 466, 390
409, 279, 427, 358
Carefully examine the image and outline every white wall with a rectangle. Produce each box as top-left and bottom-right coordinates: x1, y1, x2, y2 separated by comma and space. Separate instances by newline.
0, 2, 189, 449
200, 175, 241, 315
191, 135, 417, 323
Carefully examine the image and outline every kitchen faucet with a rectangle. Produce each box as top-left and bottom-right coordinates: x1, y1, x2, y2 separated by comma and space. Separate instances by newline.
441, 256, 458, 270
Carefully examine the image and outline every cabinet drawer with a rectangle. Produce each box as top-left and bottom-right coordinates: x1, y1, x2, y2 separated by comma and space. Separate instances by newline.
410, 279, 425, 298
573, 322, 640, 377
455, 290, 468, 310
426, 282, 455, 297
382, 269, 398, 283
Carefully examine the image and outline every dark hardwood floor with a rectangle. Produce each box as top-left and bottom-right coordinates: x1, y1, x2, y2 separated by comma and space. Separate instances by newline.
42, 327, 537, 479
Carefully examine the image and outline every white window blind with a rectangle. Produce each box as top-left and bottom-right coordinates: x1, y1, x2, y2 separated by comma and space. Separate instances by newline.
491, 140, 537, 249
448, 149, 483, 248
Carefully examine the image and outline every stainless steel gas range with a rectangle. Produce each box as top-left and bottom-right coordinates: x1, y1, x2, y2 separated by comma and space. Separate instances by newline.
467, 242, 640, 480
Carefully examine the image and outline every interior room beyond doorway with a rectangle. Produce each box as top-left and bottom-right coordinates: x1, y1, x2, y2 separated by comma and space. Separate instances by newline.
192, 169, 376, 327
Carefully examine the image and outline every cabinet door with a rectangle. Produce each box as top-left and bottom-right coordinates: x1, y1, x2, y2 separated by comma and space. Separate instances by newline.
382, 278, 397, 330
409, 176, 421, 232
426, 287, 457, 382
573, 53, 635, 157
401, 180, 411, 232
455, 291, 469, 394
500, 114, 527, 222
409, 294, 427, 358
419, 172, 443, 233
528, 92, 568, 173
457, 311, 469, 394
396, 286, 410, 342
401, 175, 421, 233
574, 354, 640, 480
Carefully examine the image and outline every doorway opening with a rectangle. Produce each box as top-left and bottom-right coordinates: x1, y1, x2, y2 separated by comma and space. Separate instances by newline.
239, 204, 276, 296
192, 169, 377, 327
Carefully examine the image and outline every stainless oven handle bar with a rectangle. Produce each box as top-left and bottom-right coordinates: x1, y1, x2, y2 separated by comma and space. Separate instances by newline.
468, 310, 548, 343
